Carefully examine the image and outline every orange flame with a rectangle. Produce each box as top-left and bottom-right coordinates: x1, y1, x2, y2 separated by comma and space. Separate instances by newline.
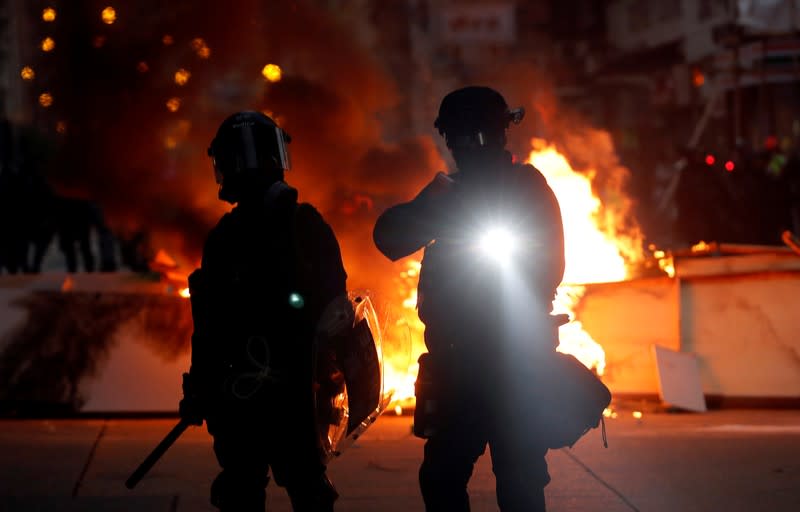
527, 138, 644, 374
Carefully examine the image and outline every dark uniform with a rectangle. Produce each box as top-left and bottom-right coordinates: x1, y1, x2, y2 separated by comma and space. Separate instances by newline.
181, 112, 345, 512
373, 87, 565, 512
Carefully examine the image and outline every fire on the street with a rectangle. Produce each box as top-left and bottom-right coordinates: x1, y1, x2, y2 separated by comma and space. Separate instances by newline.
166, 138, 642, 414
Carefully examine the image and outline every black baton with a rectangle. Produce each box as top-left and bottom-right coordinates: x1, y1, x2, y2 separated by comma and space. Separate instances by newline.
125, 420, 190, 489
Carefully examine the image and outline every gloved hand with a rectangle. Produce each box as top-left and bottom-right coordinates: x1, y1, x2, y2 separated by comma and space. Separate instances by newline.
179, 372, 205, 426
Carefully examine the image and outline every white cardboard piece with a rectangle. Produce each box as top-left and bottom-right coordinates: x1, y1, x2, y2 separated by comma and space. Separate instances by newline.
652, 344, 707, 412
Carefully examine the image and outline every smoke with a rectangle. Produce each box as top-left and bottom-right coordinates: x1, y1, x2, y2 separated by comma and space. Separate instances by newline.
40, 0, 443, 293
40, 0, 642, 302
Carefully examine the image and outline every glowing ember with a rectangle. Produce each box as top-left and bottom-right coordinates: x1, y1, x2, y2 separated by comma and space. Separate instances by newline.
603, 407, 618, 419
651, 247, 675, 277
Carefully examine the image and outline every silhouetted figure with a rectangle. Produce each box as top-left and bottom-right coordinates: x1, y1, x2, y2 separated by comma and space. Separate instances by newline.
0, 169, 31, 274
25, 195, 117, 273
373, 87, 565, 511
119, 230, 152, 273
56, 197, 99, 273
179, 111, 347, 511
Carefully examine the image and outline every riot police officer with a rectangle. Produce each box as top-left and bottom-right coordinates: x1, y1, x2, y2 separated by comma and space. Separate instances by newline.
373, 87, 565, 511
180, 111, 346, 511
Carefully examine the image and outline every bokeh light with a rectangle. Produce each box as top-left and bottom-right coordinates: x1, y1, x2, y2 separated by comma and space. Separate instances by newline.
42, 8, 56, 22
41, 37, 55, 52
101, 7, 116, 25
162, 34, 174, 46
261, 63, 282, 82
174, 69, 191, 86
39, 92, 54, 107
191, 38, 211, 59
136, 61, 149, 73
20, 66, 35, 80
166, 97, 181, 112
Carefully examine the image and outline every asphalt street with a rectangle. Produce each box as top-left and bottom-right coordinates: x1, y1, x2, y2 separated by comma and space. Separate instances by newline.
1, 408, 799, 511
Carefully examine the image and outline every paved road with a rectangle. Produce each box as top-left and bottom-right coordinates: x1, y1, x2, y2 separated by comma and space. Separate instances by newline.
1, 409, 799, 511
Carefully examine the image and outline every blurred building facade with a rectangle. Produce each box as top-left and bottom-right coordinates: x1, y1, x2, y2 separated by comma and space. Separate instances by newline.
597, 0, 800, 245
0, 0, 29, 125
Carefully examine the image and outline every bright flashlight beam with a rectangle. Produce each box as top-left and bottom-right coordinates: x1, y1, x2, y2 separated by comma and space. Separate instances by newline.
479, 227, 517, 266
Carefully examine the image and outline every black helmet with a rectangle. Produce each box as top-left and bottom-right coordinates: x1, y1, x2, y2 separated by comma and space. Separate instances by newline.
208, 111, 292, 202
434, 86, 524, 150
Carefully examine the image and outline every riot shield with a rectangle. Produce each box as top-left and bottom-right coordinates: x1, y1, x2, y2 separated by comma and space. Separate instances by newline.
313, 293, 392, 462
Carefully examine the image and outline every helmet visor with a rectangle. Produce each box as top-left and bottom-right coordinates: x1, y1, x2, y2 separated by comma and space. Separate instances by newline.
208, 123, 292, 175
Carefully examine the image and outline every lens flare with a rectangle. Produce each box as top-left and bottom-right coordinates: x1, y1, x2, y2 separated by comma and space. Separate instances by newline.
478, 226, 517, 266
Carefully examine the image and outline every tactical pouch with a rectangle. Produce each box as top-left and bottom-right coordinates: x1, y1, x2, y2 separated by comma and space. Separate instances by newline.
413, 352, 440, 439
534, 352, 612, 449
